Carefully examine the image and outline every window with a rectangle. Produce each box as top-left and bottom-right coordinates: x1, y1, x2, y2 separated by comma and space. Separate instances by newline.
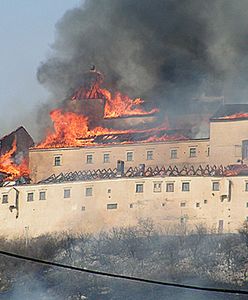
107, 203, 118, 210
54, 156, 61, 166
182, 182, 190, 192
82, 206, 86, 211
127, 152, 133, 161
246, 202, 248, 208
170, 149, 177, 159
189, 147, 197, 157
242, 140, 248, 160
130, 204, 133, 208
196, 202, 200, 208
180, 202, 186, 207
153, 182, 162, 192
212, 181, 220, 191
27, 192, 34, 202
86, 154, 93, 164
2, 195, 8, 204
204, 199, 208, 204
147, 150, 153, 160
103, 153, 110, 163
245, 182, 248, 191
85, 187, 93, 197
166, 183, 174, 192
161, 203, 166, 207
64, 189, 71, 198
136, 183, 143, 193
39, 191, 46, 200
107, 189, 111, 193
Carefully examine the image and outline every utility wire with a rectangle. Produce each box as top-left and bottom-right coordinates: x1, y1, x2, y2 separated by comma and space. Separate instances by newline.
0, 249, 247, 295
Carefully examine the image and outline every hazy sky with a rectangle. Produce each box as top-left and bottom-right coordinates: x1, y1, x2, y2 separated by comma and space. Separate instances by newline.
0, 0, 81, 137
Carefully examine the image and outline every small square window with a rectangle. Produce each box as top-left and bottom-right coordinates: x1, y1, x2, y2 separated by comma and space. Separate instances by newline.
27, 192, 34, 202
136, 183, 143, 193
196, 202, 200, 208
39, 191, 46, 200
103, 153, 110, 163
182, 182, 190, 192
153, 182, 162, 192
85, 187, 93, 197
161, 203, 166, 207
2, 195, 8, 204
245, 182, 248, 191
204, 199, 208, 204
147, 150, 153, 160
246, 202, 248, 208
82, 206, 86, 211
170, 149, 177, 159
107, 203, 117, 209
212, 182, 220, 191
127, 152, 133, 161
130, 204, 133, 208
180, 202, 186, 207
107, 189, 111, 193
246, 216, 248, 222
166, 183, 174, 192
86, 154, 93, 164
54, 156, 61, 166
64, 189, 71, 198
189, 148, 197, 157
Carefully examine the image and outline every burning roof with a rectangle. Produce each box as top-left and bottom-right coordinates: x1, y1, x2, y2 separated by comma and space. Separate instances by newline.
35, 68, 172, 149
0, 127, 33, 182
210, 104, 248, 121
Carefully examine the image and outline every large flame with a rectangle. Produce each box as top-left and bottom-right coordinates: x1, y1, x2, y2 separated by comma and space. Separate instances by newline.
36, 70, 184, 149
0, 140, 30, 181
36, 109, 186, 149
71, 76, 159, 118
101, 89, 159, 118
37, 109, 128, 148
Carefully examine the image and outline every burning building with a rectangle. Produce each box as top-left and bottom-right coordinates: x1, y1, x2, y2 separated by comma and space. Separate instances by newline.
2, 69, 248, 237
0, 127, 33, 182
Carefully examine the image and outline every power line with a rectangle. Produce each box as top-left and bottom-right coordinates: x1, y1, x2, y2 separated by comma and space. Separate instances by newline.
0, 249, 247, 295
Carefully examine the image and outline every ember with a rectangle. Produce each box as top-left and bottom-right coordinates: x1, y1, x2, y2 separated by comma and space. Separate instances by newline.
0, 140, 30, 181
216, 112, 248, 120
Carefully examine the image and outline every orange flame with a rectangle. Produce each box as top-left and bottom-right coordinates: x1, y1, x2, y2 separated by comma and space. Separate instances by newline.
36, 109, 186, 149
71, 80, 159, 119
217, 112, 248, 120
101, 89, 159, 118
0, 140, 30, 181
37, 109, 129, 148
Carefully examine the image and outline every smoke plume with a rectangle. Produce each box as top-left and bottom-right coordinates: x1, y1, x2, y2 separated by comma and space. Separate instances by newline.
37, 0, 248, 111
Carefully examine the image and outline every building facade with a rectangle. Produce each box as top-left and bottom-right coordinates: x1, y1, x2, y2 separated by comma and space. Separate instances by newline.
2, 104, 248, 238
29, 139, 210, 183
0, 174, 248, 238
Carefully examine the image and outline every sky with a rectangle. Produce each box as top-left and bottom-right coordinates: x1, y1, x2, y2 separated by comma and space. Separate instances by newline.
0, 0, 81, 138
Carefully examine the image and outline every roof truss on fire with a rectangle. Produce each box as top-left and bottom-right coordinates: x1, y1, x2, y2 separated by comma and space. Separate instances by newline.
210, 104, 248, 121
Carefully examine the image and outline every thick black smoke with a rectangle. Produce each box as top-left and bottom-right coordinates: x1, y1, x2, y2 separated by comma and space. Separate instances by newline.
37, 0, 248, 111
